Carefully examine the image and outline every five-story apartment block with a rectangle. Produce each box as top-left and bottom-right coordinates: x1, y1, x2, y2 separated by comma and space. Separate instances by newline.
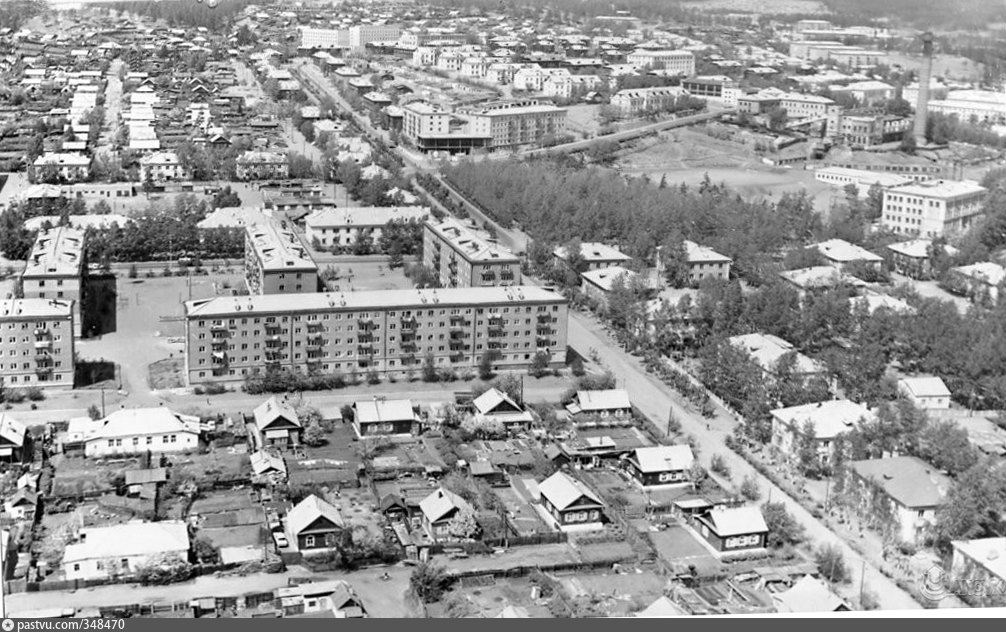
245, 220, 319, 295
422, 218, 521, 288
20, 226, 86, 338
183, 287, 567, 385
0, 299, 75, 387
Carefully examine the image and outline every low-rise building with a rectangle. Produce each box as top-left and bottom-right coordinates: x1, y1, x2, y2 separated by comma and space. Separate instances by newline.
580, 265, 638, 307
897, 376, 951, 410
305, 207, 429, 250
625, 445, 694, 487
423, 218, 520, 288
881, 180, 987, 238
683, 241, 732, 285
564, 389, 632, 420
236, 151, 289, 181
951, 538, 1006, 608
0, 298, 75, 387
886, 239, 958, 280
32, 152, 91, 182
772, 575, 851, 613
727, 333, 828, 382
0, 413, 30, 463
249, 396, 303, 450
351, 399, 420, 437
63, 521, 190, 581
139, 151, 189, 182
275, 580, 365, 618
80, 408, 201, 457
472, 388, 533, 433
779, 265, 867, 296
419, 487, 474, 541
813, 238, 884, 271
537, 471, 605, 531
286, 494, 346, 552
611, 86, 690, 115
771, 399, 873, 464
847, 456, 951, 544
694, 506, 768, 554
553, 242, 632, 271
244, 220, 318, 296
946, 262, 1005, 306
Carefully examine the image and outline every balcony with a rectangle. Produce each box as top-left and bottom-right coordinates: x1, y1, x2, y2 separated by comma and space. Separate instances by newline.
35, 353, 53, 366
536, 313, 552, 323
264, 350, 282, 362
487, 343, 502, 351
449, 329, 466, 340
450, 352, 466, 363
357, 332, 375, 343
400, 317, 417, 331
306, 322, 325, 334
357, 345, 375, 356
307, 334, 326, 346
211, 333, 229, 344
211, 340, 228, 352
401, 353, 417, 366
212, 352, 229, 365
536, 327, 553, 336
449, 341, 469, 352
264, 323, 282, 335
481, 272, 497, 283
357, 318, 376, 331
211, 325, 228, 335
33, 339, 52, 350
35, 365, 52, 376
401, 340, 418, 352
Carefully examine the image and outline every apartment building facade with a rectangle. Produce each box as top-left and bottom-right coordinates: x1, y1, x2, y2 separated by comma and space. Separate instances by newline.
236, 151, 289, 181
462, 100, 567, 150
0, 298, 75, 388
21, 226, 86, 338
139, 151, 189, 182
626, 49, 695, 75
422, 218, 521, 288
305, 206, 429, 250
183, 287, 568, 384
881, 180, 987, 238
244, 221, 319, 296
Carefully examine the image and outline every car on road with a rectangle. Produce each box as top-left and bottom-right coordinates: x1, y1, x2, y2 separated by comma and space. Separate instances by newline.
273, 532, 289, 548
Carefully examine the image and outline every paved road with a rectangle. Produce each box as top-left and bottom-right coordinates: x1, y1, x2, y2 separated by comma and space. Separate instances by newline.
564, 310, 921, 611
100, 59, 124, 154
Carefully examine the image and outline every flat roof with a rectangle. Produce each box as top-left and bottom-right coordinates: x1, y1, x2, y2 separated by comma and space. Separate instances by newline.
425, 218, 519, 263
889, 179, 986, 200
814, 238, 883, 264
185, 286, 565, 319
553, 242, 631, 263
23, 226, 85, 277
247, 220, 316, 272
0, 298, 74, 320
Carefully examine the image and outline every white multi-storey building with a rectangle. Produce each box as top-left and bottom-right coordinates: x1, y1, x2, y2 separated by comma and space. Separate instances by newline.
882, 179, 987, 238
139, 151, 189, 182
626, 49, 695, 75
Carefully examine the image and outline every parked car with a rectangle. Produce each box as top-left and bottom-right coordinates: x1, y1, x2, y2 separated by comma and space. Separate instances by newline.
273, 532, 289, 548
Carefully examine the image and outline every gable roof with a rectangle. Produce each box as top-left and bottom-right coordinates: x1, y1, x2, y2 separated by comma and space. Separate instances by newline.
250, 451, 287, 476
419, 487, 472, 523
85, 408, 200, 441
631, 445, 695, 473
124, 468, 167, 486
472, 388, 523, 415
0, 413, 27, 447
772, 575, 848, 613
63, 521, 189, 563
898, 376, 951, 399
253, 396, 301, 430
702, 506, 768, 537
637, 595, 687, 617
574, 389, 631, 412
286, 494, 345, 535
353, 399, 417, 424
848, 456, 951, 508
538, 471, 603, 511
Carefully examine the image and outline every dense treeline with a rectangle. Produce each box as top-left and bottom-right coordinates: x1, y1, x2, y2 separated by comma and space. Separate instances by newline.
105, 0, 267, 29
443, 158, 819, 285
0, 0, 44, 32
820, 0, 1006, 29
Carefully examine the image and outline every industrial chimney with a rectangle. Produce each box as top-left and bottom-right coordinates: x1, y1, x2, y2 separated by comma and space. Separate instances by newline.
913, 32, 935, 147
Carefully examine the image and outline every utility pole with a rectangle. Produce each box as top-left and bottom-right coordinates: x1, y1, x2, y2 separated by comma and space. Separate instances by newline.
859, 558, 867, 606
101, 387, 106, 417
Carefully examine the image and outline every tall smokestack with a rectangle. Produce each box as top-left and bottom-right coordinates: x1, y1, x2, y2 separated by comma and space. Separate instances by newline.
913, 32, 934, 147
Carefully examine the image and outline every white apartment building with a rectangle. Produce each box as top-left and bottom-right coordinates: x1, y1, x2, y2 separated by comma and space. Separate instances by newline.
882, 179, 987, 238
611, 86, 690, 115
236, 151, 289, 181
300, 27, 349, 50
32, 153, 91, 182
139, 151, 189, 183
305, 207, 430, 249
512, 65, 550, 92
0, 298, 75, 388
814, 166, 913, 196
412, 46, 439, 67
544, 73, 602, 99
626, 49, 695, 75
928, 90, 1006, 125
349, 24, 401, 50
463, 100, 567, 150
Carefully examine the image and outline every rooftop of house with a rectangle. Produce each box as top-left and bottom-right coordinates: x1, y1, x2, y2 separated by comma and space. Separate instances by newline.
684, 240, 731, 264
63, 520, 189, 563
849, 455, 952, 508
952, 538, 1006, 581
952, 262, 1006, 286
728, 333, 824, 375
580, 265, 637, 292
898, 376, 951, 399
353, 399, 417, 424
306, 206, 429, 228
771, 399, 874, 440
553, 242, 632, 264
573, 388, 631, 412
814, 238, 884, 264
246, 220, 317, 272
779, 265, 866, 290
419, 486, 472, 523
538, 470, 603, 510
286, 494, 345, 534
772, 575, 848, 613
700, 505, 768, 536
631, 445, 694, 473
886, 238, 959, 260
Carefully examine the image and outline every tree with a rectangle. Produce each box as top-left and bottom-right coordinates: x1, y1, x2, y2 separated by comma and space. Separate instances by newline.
303, 422, 327, 447
478, 350, 497, 381
916, 419, 978, 476
689, 462, 708, 489
128, 263, 138, 279
570, 356, 586, 377
528, 351, 551, 378
815, 544, 850, 584
762, 502, 804, 548
795, 420, 823, 478
192, 536, 220, 564
660, 234, 691, 288
87, 404, 102, 420
446, 509, 481, 539
740, 475, 760, 501
410, 562, 452, 603
422, 351, 439, 382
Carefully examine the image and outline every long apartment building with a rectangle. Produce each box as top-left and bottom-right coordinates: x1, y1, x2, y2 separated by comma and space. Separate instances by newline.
0, 299, 75, 388
21, 226, 86, 338
244, 220, 319, 295
626, 49, 695, 75
183, 287, 568, 385
464, 100, 567, 151
881, 179, 987, 238
305, 206, 430, 249
422, 218, 521, 288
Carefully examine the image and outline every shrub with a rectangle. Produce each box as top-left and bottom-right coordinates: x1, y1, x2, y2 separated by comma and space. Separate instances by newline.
710, 453, 730, 478
4, 389, 26, 404
366, 370, 380, 385
815, 544, 850, 584
204, 383, 227, 395
24, 386, 45, 402
410, 562, 452, 603
740, 475, 760, 501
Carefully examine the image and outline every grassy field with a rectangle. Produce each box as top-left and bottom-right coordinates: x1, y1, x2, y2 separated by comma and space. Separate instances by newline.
885, 52, 984, 82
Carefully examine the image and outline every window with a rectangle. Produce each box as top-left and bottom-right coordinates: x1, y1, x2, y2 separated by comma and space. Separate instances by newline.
305, 535, 316, 547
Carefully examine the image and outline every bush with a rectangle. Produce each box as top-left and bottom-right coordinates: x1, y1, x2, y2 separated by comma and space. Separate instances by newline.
203, 383, 227, 395
740, 475, 760, 501
366, 370, 380, 385
4, 389, 26, 404
24, 386, 45, 402
135, 556, 194, 585
570, 356, 586, 377
710, 453, 730, 478
410, 561, 453, 603
762, 502, 805, 548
